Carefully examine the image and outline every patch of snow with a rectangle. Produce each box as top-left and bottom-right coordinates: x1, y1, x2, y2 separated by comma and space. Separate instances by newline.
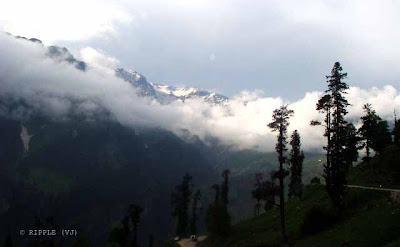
20, 124, 33, 153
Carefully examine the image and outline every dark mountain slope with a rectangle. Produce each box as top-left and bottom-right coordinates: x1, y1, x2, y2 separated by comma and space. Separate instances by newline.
0, 115, 214, 246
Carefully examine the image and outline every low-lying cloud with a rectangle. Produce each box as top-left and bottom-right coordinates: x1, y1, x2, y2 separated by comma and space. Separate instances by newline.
0, 34, 399, 152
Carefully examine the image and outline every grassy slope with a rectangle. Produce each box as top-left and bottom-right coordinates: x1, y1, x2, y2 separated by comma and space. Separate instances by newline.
347, 145, 400, 189
202, 185, 399, 247
201, 146, 400, 247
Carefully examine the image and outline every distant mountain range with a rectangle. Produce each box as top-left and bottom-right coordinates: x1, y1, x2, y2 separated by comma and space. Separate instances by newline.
115, 67, 229, 105
13, 34, 229, 106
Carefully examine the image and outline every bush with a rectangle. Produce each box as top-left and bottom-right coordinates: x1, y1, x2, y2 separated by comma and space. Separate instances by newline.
310, 177, 321, 185
301, 206, 337, 235
205, 204, 231, 238
344, 189, 384, 209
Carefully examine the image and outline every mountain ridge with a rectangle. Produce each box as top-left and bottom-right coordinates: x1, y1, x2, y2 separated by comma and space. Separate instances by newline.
11, 34, 229, 106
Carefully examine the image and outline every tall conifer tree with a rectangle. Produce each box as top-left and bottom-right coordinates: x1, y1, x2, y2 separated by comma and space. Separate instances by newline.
221, 169, 230, 206
171, 173, 192, 237
252, 173, 264, 215
326, 62, 350, 208
312, 62, 350, 208
288, 130, 304, 199
359, 103, 381, 162
373, 120, 392, 155
268, 105, 294, 244
129, 204, 143, 247
311, 94, 333, 194
189, 190, 201, 236
394, 111, 400, 145
343, 123, 360, 170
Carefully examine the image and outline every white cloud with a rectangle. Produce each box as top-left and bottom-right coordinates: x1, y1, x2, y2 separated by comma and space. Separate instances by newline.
0, 34, 399, 153
79, 46, 119, 72
0, 0, 132, 43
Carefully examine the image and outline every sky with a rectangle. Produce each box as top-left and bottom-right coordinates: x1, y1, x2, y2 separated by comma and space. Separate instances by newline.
1, 0, 400, 99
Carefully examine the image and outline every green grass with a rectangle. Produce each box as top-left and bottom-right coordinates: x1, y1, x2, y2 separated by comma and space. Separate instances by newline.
296, 196, 400, 247
200, 146, 400, 247
347, 145, 400, 189
201, 184, 400, 247
383, 238, 400, 247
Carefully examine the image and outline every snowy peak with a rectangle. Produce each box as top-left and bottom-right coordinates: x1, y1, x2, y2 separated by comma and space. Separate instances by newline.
115, 68, 145, 84
150, 82, 229, 105
151, 83, 198, 97
13, 34, 228, 105
115, 68, 157, 98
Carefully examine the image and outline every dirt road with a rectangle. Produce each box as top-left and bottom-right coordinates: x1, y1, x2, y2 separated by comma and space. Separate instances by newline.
347, 184, 400, 192
177, 236, 207, 247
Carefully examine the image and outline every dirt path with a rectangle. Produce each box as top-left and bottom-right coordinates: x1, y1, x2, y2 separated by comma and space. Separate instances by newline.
177, 236, 207, 247
347, 184, 400, 192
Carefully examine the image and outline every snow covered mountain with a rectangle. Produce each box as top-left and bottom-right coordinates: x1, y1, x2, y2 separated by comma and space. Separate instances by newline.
113, 66, 229, 105
16, 34, 229, 106
115, 68, 157, 98
150, 82, 229, 105
114, 68, 229, 105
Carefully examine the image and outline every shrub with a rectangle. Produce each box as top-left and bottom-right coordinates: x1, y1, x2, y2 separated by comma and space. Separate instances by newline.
310, 177, 321, 185
205, 204, 231, 238
301, 206, 337, 235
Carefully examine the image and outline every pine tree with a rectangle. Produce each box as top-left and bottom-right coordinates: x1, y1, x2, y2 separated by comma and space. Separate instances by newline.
251, 172, 280, 213
327, 62, 350, 208
262, 171, 280, 211
343, 123, 361, 170
107, 205, 143, 247
311, 94, 333, 196
122, 216, 130, 247
251, 173, 264, 216
205, 171, 231, 238
268, 105, 294, 244
359, 103, 381, 162
221, 169, 230, 206
375, 120, 392, 154
288, 130, 304, 199
171, 173, 192, 238
205, 203, 231, 238
129, 204, 143, 247
312, 62, 350, 208
394, 111, 400, 145
211, 184, 220, 204
189, 190, 201, 236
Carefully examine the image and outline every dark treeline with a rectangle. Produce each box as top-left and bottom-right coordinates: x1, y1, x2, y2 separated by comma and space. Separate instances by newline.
205, 170, 231, 241
168, 169, 232, 242
107, 204, 143, 247
161, 62, 398, 246
170, 173, 205, 240
247, 62, 399, 245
